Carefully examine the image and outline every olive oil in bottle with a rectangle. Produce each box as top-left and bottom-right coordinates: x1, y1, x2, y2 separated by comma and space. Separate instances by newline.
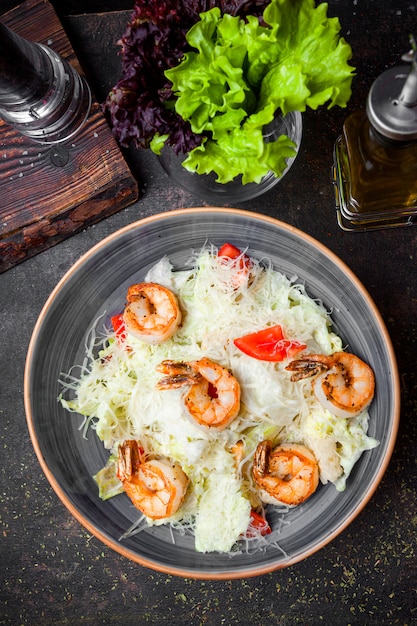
333, 37, 417, 230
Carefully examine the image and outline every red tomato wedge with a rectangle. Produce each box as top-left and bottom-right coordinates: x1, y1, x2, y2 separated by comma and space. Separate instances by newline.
218, 243, 253, 290
244, 510, 272, 538
218, 242, 252, 271
111, 313, 126, 341
218, 242, 243, 260
234, 324, 306, 362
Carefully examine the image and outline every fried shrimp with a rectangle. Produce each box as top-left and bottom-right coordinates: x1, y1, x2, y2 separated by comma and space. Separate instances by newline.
156, 357, 241, 430
117, 440, 189, 519
253, 441, 319, 507
286, 352, 375, 419
123, 282, 181, 344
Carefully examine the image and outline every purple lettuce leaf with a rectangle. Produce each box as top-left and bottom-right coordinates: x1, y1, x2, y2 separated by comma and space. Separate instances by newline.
103, 0, 271, 152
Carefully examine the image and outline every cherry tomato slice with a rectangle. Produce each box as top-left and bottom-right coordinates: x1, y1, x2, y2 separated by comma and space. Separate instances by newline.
218, 243, 253, 290
218, 242, 252, 270
244, 510, 272, 538
111, 313, 126, 341
234, 324, 306, 362
218, 242, 244, 260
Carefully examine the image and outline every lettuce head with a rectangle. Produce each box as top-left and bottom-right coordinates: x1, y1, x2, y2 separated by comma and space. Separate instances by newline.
163, 0, 354, 183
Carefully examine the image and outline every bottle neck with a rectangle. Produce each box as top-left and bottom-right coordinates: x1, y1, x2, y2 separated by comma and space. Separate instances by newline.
369, 120, 417, 149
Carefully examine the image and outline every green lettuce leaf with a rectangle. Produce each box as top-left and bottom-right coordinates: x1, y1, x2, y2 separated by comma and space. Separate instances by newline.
260, 0, 354, 114
166, 9, 257, 138
183, 120, 296, 184
164, 0, 354, 184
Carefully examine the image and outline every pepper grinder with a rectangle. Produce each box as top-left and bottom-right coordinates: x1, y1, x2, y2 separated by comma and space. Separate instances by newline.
333, 36, 417, 231
0, 22, 91, 143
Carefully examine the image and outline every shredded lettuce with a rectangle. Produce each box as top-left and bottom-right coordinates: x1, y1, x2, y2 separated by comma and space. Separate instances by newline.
93, 455, 124, 500
59, 246, 377, 553
194, 470, 251, 553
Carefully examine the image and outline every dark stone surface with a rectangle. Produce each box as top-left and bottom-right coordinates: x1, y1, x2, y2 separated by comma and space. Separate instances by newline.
1, 1, 416, 624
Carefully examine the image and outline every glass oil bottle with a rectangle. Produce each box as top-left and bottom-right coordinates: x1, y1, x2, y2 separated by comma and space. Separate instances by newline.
333, 36, 417, 230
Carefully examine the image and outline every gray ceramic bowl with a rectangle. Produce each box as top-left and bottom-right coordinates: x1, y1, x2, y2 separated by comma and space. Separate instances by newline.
24, 208, 399, 579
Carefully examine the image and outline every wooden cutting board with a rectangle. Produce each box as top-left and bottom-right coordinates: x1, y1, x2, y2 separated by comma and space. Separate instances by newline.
0, 0, 138, 273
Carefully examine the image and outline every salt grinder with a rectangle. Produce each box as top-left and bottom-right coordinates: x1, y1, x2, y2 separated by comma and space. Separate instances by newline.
0, 22, 91, 143
333, 36, 417, 230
